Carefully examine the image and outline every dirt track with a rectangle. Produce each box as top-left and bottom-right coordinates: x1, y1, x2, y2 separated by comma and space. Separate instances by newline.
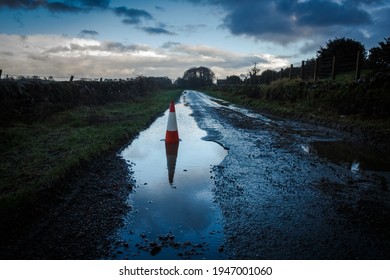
2, 90, 389, 259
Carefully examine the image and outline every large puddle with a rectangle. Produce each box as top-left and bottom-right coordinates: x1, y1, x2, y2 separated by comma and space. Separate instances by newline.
111, 95, 227, 259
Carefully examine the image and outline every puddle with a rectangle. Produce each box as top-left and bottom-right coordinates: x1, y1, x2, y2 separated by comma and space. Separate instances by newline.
311, 140, 390, 172
111, 96, 227, 259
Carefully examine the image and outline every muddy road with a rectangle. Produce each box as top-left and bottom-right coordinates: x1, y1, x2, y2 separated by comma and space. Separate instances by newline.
176, 90, 389, 259
2, 90, 389, 260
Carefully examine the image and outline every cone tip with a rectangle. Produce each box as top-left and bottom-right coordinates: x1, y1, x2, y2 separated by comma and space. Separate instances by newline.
169, 100, 176, 112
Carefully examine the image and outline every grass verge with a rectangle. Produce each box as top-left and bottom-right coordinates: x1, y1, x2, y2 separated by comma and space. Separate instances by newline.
0, 89, 182, 216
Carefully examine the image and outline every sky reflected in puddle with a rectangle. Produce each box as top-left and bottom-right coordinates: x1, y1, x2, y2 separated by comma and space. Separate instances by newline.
113, 97, 227, 259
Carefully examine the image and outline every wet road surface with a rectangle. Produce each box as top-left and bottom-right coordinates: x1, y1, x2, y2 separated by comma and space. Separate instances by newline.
111, 90, 390, 259
110, 95, 227, 259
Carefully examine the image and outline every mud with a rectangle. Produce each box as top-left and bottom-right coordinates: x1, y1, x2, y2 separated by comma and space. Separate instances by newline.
185, 90, 390, 259
1, 155, 132, 259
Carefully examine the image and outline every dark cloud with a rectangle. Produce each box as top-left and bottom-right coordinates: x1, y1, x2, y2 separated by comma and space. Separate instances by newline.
1, 51, 14, 56
45, 46, 71, 54
222, 2, 293, 40
80, 0, 110, 8
44, 41, 150, 54
0, 0, 41, 9
161, 41, 181, 48
113, 6, 153, 24
293, 1, 372, 27
103, 42, 150, 52
141, 26, 176, 35
0, 0, 110, 12
180, 24, 207, 33
155, 5, 165, 12
346, 0, 385, 4
189, 0, 385, 45
28, 53, 49, 61
79, 29, 99, 37
299, 41, 320, 55
45, 2, 84, 13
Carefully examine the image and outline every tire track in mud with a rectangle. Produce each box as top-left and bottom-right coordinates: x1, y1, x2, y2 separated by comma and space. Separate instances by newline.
185, 90, 390, 259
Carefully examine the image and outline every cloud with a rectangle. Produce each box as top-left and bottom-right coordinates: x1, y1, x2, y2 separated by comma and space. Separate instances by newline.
161, 41, 181, 48
45, 2, 84, 13
221, 2, 293, 43
188, 0, 387, 46
0, 33, 288, 79
113, 6, 153, 24
0, 0, 111, 13
80, 0, 110, 8
0, 0, 41, 9
292, 1, 372, 27
0, 1, 160, 31
180, 24, 208, 34
164, 43, 286, 70
139, 21, 176, 35
141, 26, 176, 35
43, 39, 150, 55
155, 5, 165, 12
79, 29, 99, 37
102, 42, 150, 53
299, 41, 320, 54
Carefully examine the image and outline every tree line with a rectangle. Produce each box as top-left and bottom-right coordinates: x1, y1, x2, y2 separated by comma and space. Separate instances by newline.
176, 36, 389, 89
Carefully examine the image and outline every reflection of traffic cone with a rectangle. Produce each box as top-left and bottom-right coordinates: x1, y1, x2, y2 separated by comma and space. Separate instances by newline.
165, 142, 179, 185
165, 100, 179, 144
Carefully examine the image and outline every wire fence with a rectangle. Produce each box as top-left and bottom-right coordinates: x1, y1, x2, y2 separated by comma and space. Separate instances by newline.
217, 51, 383, 87
280, 51, 363, 82
0, 71, 135, 82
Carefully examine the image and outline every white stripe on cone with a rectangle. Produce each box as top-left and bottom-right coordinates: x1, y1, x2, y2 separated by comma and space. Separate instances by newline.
165, 100, 179, 143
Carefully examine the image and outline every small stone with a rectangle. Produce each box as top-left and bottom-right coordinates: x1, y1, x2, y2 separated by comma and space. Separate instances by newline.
150, 246, 162, 256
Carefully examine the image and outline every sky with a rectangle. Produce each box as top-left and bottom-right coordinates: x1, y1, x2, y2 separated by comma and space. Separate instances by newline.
0, 0, 389, 81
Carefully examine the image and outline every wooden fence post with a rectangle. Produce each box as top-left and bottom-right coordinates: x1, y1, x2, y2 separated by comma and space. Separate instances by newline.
70, 75, 74, 81
331, 56, 336, 80
0, 69, 2, 79
355, 51, 361, 82
289, 64, 293, 80
301, 61, 305, 80
314, 59, 318, 81
280, 68, 283, 80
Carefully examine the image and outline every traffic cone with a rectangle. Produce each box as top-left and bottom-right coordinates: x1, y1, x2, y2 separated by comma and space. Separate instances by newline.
165, 100, 179, 144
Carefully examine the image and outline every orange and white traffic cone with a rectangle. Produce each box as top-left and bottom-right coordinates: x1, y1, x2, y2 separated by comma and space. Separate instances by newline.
165, 100, 179, 144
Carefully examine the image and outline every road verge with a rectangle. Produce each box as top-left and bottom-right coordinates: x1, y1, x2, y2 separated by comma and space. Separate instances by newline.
0, 87, 182, 255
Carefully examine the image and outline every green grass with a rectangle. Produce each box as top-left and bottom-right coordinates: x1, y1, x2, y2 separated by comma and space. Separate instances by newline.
0, 89, 182, 213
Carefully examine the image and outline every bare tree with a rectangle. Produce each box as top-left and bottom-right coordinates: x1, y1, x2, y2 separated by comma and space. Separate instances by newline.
249, 62, 260, 85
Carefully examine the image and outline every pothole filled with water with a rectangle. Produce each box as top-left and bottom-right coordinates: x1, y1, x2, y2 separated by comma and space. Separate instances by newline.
109, 95, 227, 259
311, 140, 390, 172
